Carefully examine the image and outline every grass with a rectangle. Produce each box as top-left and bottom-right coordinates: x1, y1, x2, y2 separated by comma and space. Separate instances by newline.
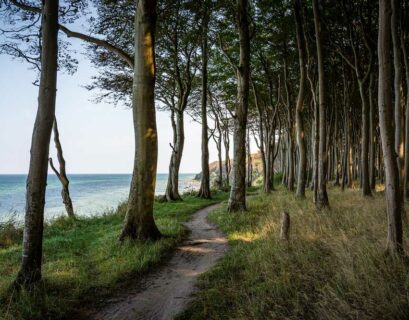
0, 191, 228, 320
178, 184, 409, 320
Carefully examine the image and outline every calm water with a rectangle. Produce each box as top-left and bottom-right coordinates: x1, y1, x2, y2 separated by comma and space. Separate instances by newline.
0, 173, 197, 222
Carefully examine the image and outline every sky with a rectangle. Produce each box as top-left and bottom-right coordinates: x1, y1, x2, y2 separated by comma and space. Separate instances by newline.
0, 41, 223, 174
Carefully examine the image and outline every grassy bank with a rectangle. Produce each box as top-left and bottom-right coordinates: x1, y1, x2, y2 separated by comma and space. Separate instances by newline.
0, 191, 228, 320
178, 185, 409, 320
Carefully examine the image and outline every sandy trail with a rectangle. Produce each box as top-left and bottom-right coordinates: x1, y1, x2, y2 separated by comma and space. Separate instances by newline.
92, 203, 228, 320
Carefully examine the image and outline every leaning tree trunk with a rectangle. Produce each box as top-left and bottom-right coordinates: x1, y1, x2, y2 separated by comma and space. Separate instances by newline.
49, 118, 74, 218
198, 1, 211, 199
294, 0, 307, 198
312, 0, 329, 209
15, 0, 59, 287
119, 0, 161, 241
165, 110, 184, 201
227, 0, 250, 212
378, 0, 403, 254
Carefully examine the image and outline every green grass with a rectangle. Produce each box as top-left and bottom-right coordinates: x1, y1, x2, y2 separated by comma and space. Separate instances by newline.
178, 185, 409, 320
0, 191, 228, 320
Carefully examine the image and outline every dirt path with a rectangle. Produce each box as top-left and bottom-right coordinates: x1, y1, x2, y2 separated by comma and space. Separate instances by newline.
92, 203, 228, 320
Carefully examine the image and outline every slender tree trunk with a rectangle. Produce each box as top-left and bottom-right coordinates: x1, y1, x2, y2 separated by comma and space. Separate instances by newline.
403, 29, 409, 200
246, 128, 252, 187
392, 0, 404, 189
15, 0, 59, 287
359, 82, 372, 196
228, 0, 250, 212
294, 0, 307, 197
369, 74, 376, 190
119, 0, 161, 241
198, 2, 211, 199
378, 0, 403, 254
313, 0, 329, 209
165, 111, 184, 201
223, 126, 231, 187
49, 118, 74, 218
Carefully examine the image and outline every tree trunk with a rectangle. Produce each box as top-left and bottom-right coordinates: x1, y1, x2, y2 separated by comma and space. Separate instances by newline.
402, 27, 409, 200
198, 2, 211, 199
165, 110, 184, 201
313, 0, 329, 209
378, 0, 403, 254
15, 0, 59, 287
294, 0, 307, 198
246, 128, 252, 188
119, 0, 161, 241
359, 82, 372, 196
392, 0, 404, 189
369, 74, 376, 190
227, 0, 250, 212
49, 118, 74, 218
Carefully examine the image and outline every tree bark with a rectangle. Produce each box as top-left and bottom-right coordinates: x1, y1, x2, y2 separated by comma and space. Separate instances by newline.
165, 110, 184, 201
312, 0, 329, 209
378, 0, 403, 254
369, 73, 376, 190
392, 0, 404, 189
15, 0, 59, 287
227, 0, 250, 212
198, 1, 211, 199
49, 118, 74, 218
119, 0, 161, 241
402, 25, 409, 200
294, 0, 307, 198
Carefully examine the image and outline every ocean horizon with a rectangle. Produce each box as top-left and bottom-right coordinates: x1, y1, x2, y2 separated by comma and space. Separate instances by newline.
0, 173, 198, 222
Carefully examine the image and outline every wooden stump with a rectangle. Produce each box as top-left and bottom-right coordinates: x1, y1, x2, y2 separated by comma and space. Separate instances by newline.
280, 212, 290, 240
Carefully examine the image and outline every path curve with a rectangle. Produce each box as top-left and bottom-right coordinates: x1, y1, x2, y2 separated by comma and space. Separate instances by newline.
92, 203, 228, 320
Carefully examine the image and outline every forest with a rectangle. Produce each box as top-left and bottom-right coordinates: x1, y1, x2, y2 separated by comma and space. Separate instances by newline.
1, 0, 409, 319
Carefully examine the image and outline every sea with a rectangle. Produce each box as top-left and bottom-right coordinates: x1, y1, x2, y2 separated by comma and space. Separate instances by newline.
0, 173, 198, 223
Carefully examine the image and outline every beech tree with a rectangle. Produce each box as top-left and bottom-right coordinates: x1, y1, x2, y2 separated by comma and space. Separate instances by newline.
14, 0, 59, 287
223, 0, 250, 212
378, 0, 403, 254
119, 0, 161, 241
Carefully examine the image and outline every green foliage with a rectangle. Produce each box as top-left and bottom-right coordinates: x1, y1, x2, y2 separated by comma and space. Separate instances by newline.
178, 186, 409, 320
0, 192, 228, 320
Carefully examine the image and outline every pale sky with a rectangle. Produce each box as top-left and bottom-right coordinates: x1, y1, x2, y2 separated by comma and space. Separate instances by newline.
0, 41, 224, 174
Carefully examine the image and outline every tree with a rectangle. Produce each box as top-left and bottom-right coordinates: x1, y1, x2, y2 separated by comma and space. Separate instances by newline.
312, 0, 329, 209
294, 0, 307, 198
378, 0, 403, 254
15, 0, 59, 287
119, 0, 161, 241
224, 0, 250, 212
197, 0, 211, 199
49, 118, 75, 218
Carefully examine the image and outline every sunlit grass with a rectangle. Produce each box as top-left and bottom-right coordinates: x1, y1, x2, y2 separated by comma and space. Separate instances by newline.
178, 184, 409, 320
0, 191, 228, 320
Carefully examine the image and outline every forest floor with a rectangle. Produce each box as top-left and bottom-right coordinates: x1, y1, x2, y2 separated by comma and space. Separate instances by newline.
178, 184, 409, 320
0, 191, 228, 320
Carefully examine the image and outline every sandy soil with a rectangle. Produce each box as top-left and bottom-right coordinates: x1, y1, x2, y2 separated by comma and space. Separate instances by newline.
92, 203, 228, 320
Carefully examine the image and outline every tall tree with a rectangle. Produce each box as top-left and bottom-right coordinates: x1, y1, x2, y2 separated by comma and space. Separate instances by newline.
378, 0, 403, 254
312, 0, 329, 209
119, 0, 161, 241
226, 0, 250, 212
15, 0, 59, 287
198, 0, 211, 199
294, 0, 307, 198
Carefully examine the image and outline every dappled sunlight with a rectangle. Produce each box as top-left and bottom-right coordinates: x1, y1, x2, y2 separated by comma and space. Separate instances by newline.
375, 183, 385, 192
230, 231, 260, 242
